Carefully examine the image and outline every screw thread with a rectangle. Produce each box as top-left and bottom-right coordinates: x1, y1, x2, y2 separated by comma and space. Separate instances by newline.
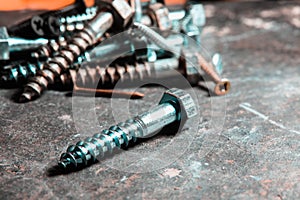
196, 53, 221, 83
74, 61, 152, 87
31, 38, 68, 60
19, 12, 114, 102
60, 6, 98, 24
59, 118, 142, 169
0, 62, 43, 84
59, 100, 178, 170
133, 22, 179, 55
195, 53, 230, 95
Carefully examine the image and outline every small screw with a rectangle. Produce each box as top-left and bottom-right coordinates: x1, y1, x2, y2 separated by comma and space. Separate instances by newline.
58, 88, 197, 170
195, 53, 230, 95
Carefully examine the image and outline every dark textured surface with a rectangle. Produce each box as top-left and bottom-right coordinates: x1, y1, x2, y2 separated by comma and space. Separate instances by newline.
1, 2, 300, 199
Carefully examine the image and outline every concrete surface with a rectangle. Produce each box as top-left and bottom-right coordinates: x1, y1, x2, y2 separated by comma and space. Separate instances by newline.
0, 2, 300, 199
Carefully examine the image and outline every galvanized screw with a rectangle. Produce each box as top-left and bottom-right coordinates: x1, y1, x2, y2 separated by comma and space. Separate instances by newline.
58, 88, 197, 170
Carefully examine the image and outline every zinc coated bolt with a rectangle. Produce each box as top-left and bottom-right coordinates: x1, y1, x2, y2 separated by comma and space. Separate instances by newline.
58, 88, 197, 170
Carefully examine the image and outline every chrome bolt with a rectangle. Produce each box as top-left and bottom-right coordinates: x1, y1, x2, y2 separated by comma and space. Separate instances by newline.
58, 88, 197, 170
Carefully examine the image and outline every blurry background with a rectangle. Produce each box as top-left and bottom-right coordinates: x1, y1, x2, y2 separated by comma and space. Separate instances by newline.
0, 0, 188, 10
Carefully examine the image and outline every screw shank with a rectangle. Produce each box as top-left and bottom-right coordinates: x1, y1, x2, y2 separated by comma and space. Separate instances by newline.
88, 12, 114, 39
136, 102, 177, 136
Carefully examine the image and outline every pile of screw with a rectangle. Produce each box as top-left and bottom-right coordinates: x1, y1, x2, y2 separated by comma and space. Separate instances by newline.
0, 0, 230, 102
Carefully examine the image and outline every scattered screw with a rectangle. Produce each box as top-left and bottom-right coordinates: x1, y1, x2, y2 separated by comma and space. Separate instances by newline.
58, 88, 197, 170
133, 22, 230, 95
19, 0, 134, 102
195, 53, 230, 95
18, 12, 114, 102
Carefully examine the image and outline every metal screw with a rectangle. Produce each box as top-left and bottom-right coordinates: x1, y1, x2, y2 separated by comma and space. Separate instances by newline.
58, 88, 197, 170
0, 61, 43, 84
0, 26, 48, 60
133, 22, 230, 95
19, 0, 134, 102
1, 32, 148, 85
59, 7, 98, 33
71, 57, 169, 87
18, 12, 114, 102
7, 0, 86, 39
195, 53, 230, 95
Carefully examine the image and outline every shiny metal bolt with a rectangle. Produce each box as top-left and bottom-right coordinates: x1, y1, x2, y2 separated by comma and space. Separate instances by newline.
58, 88, 197, 170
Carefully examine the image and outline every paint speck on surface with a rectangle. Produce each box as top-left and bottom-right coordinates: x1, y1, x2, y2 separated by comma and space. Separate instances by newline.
249, 175, 262, 181
58, 115, 72, 122
162, 168, 182, 178
189, 161, 202, 178
120, 176, 127, 182
72, 134, 80, 138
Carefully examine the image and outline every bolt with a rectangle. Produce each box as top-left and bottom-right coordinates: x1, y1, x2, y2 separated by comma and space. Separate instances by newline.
147, 3, 172, 32
19, 0, 134, 102
58, 88, 197, 170
133, 22, 230, 95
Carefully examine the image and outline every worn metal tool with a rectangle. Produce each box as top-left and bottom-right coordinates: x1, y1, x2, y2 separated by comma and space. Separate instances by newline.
58, 88, 197, 170
19, 0, 134, 102
0, 27, 48, 60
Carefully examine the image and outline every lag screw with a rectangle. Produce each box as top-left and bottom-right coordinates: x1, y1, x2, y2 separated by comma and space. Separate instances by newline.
58, 88, 197, 170
19, 12, 114, 102
19, 0, 134, 102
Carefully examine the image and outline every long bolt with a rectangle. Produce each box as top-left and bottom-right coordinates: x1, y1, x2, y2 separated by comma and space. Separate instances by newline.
133, 22, 230, 95
19, 12, 114, 102
58, 88, 197, 170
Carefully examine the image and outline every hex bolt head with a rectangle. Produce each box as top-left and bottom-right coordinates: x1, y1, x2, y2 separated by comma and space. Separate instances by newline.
58, 88, 198, 170
159, 88, 198, 131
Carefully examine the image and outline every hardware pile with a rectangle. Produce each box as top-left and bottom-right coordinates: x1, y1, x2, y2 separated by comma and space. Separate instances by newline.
0, 0, 230, 102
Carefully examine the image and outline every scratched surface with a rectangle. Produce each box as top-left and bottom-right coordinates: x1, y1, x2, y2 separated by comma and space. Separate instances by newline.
1, 2, 300, 199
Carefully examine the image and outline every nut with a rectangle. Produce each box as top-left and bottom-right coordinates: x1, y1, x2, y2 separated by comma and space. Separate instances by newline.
97, 0, 134, 31
159, 88, 197, 130
148, 3, 172, 31
188, 4, 206, 27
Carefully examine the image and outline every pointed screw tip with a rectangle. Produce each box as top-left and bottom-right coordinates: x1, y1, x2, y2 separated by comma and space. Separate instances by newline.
18, 93, 31, 103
